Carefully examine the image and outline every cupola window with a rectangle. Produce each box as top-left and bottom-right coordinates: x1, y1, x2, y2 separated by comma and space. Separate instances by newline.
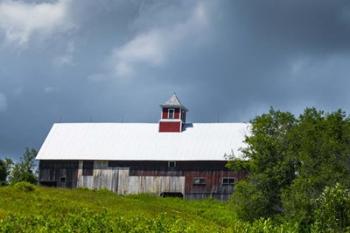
168, 108, 175, 119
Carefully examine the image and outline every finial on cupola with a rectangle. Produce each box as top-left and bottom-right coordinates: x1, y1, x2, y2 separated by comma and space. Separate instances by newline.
159, 94, 188, 132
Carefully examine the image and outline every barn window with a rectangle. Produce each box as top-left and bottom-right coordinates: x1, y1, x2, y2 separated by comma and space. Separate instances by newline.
222, 177, 235, 185
83, 161, 94, 176
193, 177, 206, 185
168, 108, 175, 119
168, 161, 176, 168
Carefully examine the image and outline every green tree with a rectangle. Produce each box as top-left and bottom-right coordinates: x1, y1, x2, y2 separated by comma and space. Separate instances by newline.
0, 160, 6, 185
282, 109, 350, 227
229, 107, 350, 227
229, 108, 297, 220
9, 148, 38, 184
0, 158, 13, 185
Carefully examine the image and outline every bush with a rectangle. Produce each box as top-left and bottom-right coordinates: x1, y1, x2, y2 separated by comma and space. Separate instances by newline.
230, 180, 270, 221
0, 210, 216, 233
281, 178, 317, 230
13, 181, 36, 192
311, 183, 350, 233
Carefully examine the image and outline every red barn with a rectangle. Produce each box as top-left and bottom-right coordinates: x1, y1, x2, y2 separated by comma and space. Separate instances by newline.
36, 94, 250, 200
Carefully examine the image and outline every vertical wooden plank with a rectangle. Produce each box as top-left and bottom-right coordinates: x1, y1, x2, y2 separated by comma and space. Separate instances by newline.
117, 168, 130, 194
77, 160, 84, 188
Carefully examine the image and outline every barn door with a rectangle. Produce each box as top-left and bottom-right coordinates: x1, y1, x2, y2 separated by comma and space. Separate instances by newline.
58, 168, 67, 188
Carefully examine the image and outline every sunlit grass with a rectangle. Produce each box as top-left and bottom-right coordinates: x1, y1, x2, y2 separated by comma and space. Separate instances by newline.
0, 185, 298, 232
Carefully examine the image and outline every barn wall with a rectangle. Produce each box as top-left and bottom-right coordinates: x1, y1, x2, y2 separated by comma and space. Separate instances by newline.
77, 161, 118, 191
39, 160, 79, 188
127, 176, 185, 194
117, 168, 129, 194
109, 160, 231, 170
125, 169, 240, 200
184, 170, 235, 201
40, 160, 246, 200
76, 161, 185, 196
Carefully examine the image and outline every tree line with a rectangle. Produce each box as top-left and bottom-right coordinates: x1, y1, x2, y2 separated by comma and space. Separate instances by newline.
228, 107, 350, 232
0, 148, 37, 185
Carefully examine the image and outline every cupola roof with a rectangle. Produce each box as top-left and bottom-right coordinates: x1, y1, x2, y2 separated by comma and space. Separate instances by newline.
161, 93, 188, 111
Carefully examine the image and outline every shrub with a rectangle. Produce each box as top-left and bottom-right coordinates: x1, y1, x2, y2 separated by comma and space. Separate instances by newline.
230, 180, 270, 221
13, 181, 36, 192
311, 183, 350, 233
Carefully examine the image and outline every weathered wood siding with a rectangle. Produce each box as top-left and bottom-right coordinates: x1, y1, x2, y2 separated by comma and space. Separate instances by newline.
77, 168, 119, 191
109, 160, 232, 171
76, 161, 185, 196
40, 160, 246, 200
77, 161, 118, 191
127, 176, 185, 194
39, 160, 79, 188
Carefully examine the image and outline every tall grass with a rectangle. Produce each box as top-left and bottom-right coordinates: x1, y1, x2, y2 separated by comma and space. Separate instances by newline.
0, 185, 298, 232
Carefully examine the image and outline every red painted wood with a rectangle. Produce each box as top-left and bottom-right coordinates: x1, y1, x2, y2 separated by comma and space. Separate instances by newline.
174, 108, 180, 119
162, 108, 168, 119
128, 169, 247, 196
184, 170, 238, 194
181, 111, 186, 122
159, 121, 181, 132
162, 107, 180, 119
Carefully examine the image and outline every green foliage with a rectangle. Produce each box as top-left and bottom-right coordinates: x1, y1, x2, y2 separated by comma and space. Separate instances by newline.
225, 158, 250, 173
0, 185, 300, 233
229, 107, 350, 232
311, 183, 350, 233
0, 211, 300, 233
230, 108, 297, 220
0, 211, 198, 233
230, 180, 270, 221
0, 160, 6, 185
282, 109, 350, 227
13, 181, 36, 192
0, 158, 13, 185
9, 148, 37, 184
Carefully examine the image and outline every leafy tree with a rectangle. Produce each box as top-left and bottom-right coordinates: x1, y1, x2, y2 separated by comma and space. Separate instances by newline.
0, 160, 6, 185
229, 107, 350, 228
229, 108, 297, 220
9, 148, 38, 184
0, 158, 13, 185
282, 109, 350, 227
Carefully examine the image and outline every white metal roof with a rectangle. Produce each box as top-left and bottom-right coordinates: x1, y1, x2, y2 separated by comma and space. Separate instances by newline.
36, 123, 250, 161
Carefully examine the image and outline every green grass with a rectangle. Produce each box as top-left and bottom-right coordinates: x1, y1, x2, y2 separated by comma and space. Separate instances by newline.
0, 185, 298, 232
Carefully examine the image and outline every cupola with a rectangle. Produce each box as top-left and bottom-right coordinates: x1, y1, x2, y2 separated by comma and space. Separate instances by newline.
159, 94, 188, 132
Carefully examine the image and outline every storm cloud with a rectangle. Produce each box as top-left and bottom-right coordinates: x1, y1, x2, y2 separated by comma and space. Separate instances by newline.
1, 0, 350, 158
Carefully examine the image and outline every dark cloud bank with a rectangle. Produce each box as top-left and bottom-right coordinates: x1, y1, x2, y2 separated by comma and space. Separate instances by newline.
1, 0, 350, 158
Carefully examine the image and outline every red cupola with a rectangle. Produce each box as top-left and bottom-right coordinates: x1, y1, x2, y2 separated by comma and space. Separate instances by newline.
159, 94, 188, 133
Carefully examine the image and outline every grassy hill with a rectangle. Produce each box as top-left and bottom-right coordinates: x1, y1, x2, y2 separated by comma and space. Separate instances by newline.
0, 184, 297, 232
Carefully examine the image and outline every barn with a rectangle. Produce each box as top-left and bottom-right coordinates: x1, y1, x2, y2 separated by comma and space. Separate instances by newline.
36, 94, 250, 200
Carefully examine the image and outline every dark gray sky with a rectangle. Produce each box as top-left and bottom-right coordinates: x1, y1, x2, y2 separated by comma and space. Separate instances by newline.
1, 0, 350, 159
